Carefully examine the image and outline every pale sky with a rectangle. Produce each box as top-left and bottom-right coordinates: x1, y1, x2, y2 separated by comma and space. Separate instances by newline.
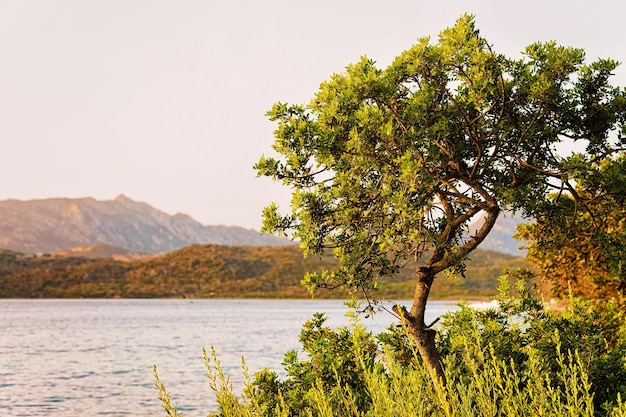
1, 0, 624, 230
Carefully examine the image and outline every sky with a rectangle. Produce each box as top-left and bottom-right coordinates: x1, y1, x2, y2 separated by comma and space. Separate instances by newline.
1, 0, 625, 230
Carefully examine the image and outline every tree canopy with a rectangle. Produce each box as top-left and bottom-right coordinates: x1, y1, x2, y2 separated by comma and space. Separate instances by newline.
517, 153, 626, 302
255, 14, 626, 378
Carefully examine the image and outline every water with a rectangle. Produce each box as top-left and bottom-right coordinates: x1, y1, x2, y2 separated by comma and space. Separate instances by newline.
0, 299, 460, 416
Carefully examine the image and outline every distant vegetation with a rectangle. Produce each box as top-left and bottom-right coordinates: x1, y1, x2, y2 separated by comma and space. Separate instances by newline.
0, 245, 531, 299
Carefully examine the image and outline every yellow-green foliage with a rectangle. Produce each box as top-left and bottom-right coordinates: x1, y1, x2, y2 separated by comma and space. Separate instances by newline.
155, 279, 626, 417
153, 365, 184, 417
162, 327, 609, 417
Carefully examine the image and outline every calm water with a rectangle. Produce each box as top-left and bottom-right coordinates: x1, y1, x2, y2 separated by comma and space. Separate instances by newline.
0, 299, 460, 416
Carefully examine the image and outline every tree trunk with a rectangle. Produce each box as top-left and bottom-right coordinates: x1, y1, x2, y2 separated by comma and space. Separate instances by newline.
394, 266, 446, 382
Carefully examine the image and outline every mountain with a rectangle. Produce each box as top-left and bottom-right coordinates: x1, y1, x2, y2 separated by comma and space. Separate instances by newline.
0, 195, 290, 253
469, 211, 528, 256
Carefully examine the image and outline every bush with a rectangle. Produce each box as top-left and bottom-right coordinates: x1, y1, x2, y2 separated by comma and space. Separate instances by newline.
155, 277, 626, 416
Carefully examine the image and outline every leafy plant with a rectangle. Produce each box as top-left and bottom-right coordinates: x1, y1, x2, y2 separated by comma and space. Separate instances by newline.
156, 277, 626, 416
517, 153, 626, 303
255, 13, 626, 377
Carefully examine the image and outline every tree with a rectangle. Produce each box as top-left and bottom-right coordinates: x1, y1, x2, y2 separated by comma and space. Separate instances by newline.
517, 153, 626, 302
254, 14, 626, 380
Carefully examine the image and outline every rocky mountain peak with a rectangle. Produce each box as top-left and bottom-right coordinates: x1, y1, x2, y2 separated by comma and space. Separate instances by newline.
0, 196, 290, 253
469, 211, 528, 256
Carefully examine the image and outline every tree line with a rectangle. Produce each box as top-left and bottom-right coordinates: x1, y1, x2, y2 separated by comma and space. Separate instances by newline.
0, 245, 527, 299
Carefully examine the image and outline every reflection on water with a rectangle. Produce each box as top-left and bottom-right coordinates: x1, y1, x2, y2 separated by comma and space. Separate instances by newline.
0, 299, 459, 416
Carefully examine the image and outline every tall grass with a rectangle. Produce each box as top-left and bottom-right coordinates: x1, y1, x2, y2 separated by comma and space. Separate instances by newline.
155, 327, 626, 416
154, 279, 626, 416
189, 336, 613, 417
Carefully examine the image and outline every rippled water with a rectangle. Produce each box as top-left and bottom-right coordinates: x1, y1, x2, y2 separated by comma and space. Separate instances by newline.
0, 299, 459, 416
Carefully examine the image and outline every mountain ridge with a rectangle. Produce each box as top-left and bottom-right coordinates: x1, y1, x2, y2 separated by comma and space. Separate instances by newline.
0, 195, 528, 257
0, 195, 290, 253
469, 211, 527, 256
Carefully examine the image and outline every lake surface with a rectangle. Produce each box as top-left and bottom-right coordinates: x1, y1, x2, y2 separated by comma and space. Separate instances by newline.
0, 299, 460, 416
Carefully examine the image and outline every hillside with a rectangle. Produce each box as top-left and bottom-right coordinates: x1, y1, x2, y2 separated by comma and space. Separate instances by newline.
54, 243, 147, 261
0, 195, 289, 253
0, 245, 533, 299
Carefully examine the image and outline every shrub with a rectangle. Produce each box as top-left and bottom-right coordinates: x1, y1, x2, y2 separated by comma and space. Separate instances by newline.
155, 277, 626, 416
